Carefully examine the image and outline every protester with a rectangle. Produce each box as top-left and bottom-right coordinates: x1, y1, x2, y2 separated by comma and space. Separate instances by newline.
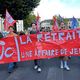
30, 23, 42, 73
40, 27, 45, 32
59, 22, 70, 71
6, 26, 18, 73
67, 20, 71, 30
46, 27, 51, 32
59, 22, 65, 30
18, 31, 25, 35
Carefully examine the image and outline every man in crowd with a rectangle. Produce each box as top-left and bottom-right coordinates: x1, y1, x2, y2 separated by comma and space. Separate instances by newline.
30, 23, 42, 73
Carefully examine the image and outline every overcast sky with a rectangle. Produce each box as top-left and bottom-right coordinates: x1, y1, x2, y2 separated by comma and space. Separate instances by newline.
34, 0, 80, 21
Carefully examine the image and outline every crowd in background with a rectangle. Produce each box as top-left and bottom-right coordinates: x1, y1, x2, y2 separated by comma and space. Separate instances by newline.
0, 16, 79, 73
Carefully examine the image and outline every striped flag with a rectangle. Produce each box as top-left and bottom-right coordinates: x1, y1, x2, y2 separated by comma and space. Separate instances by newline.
59, 15, 63, 22
4, 9, 16, 31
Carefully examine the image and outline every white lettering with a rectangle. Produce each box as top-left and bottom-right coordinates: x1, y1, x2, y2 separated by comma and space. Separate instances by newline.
51, 33, 57, 40
45, 33, 50, 41
5, 47, 14, 58
72, 32, 76, 39
37, 34, 42, 42
27, 36, 32, 43
66, 32, 72, 40
58, 32, 64, 40
76, 30, 80, 38
0, 41, 5, 60
20, 36, 26, 44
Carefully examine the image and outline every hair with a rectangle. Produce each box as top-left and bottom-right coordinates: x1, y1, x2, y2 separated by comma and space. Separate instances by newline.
31, 22, 37, 26
19, 31, 25, 35
8, 26, 13, 29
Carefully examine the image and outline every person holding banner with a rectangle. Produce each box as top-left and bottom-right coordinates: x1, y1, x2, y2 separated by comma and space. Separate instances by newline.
60, 22, 65, 30
6, 26, 18, 73
30, 23, 42, 73
59, 22, 70, 71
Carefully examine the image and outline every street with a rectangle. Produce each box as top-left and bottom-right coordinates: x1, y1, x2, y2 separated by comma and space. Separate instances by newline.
0, 56, 80, 80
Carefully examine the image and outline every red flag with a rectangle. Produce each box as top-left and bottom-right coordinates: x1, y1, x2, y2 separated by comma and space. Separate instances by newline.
52, 16, 58, 31
4, 10, 16, 31
36, 13, 40, 33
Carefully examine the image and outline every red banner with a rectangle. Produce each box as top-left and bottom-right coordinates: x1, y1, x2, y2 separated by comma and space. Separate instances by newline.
0, 29, 80, 64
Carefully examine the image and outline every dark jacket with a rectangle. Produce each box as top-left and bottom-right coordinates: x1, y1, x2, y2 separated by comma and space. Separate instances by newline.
30, 29, 37, 34
0, 32, 3, 38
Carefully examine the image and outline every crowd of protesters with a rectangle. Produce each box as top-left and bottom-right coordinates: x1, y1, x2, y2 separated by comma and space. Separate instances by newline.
0, 17, 78, 74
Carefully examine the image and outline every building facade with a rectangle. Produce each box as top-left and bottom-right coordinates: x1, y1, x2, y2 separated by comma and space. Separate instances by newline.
40, 19, 52, 30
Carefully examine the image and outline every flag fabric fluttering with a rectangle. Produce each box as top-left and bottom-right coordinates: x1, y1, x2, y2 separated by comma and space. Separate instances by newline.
59, 15, 63, 22
36, 13, 40, 33
70, 17, 79, 29
4, 9, 16, 31
52, 16, 58, 31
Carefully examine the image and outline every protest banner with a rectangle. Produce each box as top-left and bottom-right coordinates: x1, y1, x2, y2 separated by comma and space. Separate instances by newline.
0, 29, 80, 64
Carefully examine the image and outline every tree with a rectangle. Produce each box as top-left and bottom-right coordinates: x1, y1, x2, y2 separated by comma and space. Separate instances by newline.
0, 0, 40, 20
24, 12, 36, 29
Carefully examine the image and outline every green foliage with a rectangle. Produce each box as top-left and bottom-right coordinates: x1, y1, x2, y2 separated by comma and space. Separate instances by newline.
63, 18, 69, 24
50, 20, 53, 25
78, 18, 80, 21
24, 12, 36, 29
0, 0, 40, 19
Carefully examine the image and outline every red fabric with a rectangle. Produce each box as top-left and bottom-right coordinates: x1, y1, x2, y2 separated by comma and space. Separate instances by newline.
36, 13, 40, 33
52, 16, 58, 31
4, 10, 16, 31
0, 29, 80, 64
